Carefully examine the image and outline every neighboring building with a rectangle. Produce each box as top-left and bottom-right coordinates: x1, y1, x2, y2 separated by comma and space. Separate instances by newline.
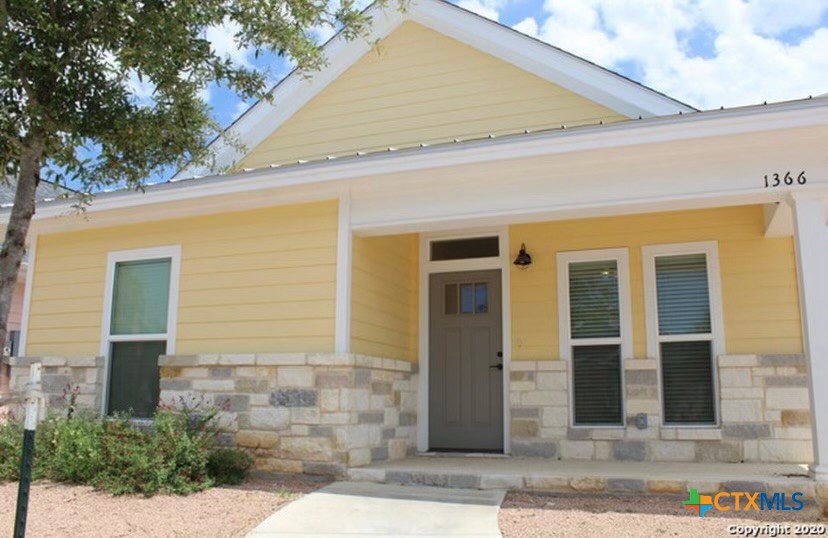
0, 180, 74, 398
4, 0, 828, 481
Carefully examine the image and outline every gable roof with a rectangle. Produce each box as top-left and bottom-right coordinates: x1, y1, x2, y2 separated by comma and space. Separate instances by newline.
235, 21, 631, 170
175, 0, 695, 179
0, 179, 76, 208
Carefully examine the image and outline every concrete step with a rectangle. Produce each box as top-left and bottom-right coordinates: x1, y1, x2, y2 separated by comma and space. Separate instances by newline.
347, 456, 821, 501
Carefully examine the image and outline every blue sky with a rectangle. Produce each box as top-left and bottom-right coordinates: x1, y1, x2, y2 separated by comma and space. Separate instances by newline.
145, 0, 828, 185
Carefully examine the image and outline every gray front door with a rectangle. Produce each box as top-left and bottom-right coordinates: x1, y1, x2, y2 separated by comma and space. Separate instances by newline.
429, 269, 503, 451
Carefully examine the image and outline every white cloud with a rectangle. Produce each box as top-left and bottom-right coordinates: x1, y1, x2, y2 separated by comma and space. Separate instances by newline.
746, 0, 828, 35
205, 20, 253, 68
458, 0, 506, 21
200, 1, 828, 116
528, 0, 828, 109
311, 23, 338, 44
512, 17, 539, 37
127, 71, 156, 102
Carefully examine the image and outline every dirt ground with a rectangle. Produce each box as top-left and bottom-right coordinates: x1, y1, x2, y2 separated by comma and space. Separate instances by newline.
2, 480, 825, 537
500, 491, 824, 538
0, 475, 326, 537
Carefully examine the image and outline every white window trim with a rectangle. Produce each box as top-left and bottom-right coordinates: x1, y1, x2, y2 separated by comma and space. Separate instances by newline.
642, 240, 724, 428
557, 248, 632, 428
99, 245, 182, 415
418, 228, 511, 453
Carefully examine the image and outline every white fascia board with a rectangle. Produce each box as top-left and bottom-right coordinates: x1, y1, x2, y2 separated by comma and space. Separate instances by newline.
28, 98, 828, 223
175, 6, 405, 179
410, 1, 694, 118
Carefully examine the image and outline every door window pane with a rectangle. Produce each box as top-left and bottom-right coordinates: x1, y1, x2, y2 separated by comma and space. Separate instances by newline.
569, 260, 620, 339
107, 340, 166, 418
460, 284, 474, 314
475, 283, 488, 313
111, 258, 172, 335
572, 345, 623, 425
655, 254, 711, 335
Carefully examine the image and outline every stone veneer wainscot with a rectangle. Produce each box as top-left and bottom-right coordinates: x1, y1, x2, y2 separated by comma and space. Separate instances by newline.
158, 353, 418, 477
509, 354, 812, 463
4, 353, 418, 478
5, 356, 105, 412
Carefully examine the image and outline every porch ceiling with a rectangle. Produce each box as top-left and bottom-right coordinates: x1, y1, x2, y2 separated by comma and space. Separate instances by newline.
350, 125, 828, 236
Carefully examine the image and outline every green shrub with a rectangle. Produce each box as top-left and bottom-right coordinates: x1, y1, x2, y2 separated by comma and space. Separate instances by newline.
95, 416, 167, 495
0, 402, 230, 496
0, 420, 23, 481
207, 448, 254, 486
150, 409, 213, 494
94, 410, 214, 495
39, 413, 103, 483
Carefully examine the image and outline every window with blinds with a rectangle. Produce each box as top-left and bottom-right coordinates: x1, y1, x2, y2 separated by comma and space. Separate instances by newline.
106, 253, 175, 418
566, 258, 624, 426
653, 252, 717, 425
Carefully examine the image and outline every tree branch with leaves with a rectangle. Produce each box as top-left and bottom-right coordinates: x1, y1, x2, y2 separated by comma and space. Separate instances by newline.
0, 0, 396, 354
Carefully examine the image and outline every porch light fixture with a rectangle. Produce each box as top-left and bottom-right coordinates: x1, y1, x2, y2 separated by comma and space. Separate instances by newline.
513, 243, 533, 268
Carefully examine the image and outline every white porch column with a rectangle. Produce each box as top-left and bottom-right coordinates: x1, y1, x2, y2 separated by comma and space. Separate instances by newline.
334, 191, 352, 354
791, 191, 828, 480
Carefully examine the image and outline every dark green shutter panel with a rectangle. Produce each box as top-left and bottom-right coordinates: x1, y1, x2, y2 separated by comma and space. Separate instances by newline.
572, 345, 623, 425
107, 341, 166, 418
661, 341, 715, 424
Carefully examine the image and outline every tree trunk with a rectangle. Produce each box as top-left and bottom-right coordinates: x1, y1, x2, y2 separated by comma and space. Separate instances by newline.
0, 137, 42, 360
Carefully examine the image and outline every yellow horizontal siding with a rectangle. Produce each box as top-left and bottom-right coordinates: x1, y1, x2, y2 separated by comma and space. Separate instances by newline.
350, 233, 418, 361
510, 205, 803, 360
26, 200, 338, 356
238, 22, 626, 169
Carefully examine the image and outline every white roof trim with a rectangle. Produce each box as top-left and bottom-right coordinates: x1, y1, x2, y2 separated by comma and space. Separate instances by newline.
33, 97, 828, 221
175, 0, 694, 179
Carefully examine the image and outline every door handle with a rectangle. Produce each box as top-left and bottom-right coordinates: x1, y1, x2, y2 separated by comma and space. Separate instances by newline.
489, 364, 503, 370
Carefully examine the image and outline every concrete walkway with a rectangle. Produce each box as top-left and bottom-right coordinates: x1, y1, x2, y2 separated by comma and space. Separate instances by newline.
248, 481, 506, 537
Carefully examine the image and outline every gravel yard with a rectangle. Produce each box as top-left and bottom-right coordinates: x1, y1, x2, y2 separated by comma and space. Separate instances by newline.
500, 491, 823, 538
2, 480, 824, 537
0, 476, 325, 538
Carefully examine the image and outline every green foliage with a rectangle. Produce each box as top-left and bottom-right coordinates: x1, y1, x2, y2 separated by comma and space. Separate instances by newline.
207, 448, 254, 486
0, 405, 249, 495
94, 409, 214, 495
38, 413, 104, 483
146, 409, 214, 494
0, 0, 397, 191
95, 415, 171, 495
0, 420, 23, 481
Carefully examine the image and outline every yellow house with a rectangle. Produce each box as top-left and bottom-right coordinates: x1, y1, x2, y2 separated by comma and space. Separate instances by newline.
7, 0, 828, 485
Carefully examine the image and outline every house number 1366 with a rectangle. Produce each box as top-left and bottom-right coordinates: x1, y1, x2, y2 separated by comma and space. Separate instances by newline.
764, 171, 807, 188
